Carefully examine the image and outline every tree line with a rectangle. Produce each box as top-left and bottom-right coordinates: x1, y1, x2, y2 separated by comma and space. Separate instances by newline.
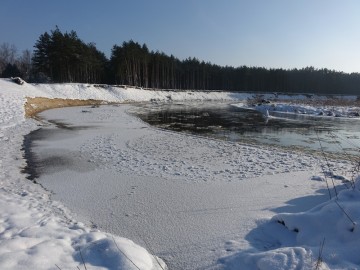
0, 43, 32, 80
1, 27, 360, 95
31, 27, 107, 83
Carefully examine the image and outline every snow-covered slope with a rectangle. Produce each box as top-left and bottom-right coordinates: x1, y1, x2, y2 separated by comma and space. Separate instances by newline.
221, 177, 360, 270
12, 81, 252, 103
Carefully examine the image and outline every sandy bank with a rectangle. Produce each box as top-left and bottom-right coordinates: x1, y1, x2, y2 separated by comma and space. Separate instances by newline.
25, 97, 106, 118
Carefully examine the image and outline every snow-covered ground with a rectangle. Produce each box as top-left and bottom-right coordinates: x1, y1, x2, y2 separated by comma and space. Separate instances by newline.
0, 79, 175, 269
0, 78, 359, 269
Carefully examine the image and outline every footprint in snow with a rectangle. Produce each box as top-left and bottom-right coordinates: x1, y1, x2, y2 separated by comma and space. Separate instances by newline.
128, 185, 138, 196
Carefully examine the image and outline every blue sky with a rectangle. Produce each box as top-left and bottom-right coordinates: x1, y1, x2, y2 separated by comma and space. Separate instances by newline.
1, 0, 359, 73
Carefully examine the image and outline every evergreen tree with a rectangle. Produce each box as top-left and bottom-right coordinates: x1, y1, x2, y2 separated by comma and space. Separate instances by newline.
31, 28, 360, 94
32, 27, 107, 83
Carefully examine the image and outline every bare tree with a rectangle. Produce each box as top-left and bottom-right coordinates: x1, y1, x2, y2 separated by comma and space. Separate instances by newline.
17, 49, 32, 80
0, 43, 17, 73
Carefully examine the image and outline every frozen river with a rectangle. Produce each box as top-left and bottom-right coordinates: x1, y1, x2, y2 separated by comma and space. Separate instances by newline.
28, 104, 354, 269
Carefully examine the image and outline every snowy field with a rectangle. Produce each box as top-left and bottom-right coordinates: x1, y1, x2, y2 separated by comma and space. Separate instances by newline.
0, 78, 360, 269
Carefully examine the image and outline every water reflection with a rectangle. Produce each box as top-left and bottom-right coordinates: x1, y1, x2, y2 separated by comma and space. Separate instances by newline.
131, 102, 360, 156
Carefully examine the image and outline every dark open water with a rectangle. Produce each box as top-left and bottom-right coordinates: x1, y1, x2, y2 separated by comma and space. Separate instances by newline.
130, 102, 360, 157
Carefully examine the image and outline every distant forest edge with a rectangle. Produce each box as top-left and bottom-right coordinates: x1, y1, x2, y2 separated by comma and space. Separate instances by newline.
1, 27, 360, 95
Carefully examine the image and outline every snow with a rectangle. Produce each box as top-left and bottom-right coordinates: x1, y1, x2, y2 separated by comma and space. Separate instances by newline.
233, 101, 360, 119
0, 79, 173, 270
32, 106, 334, 269
222, 178, 360, 270
0, 78, 359, 269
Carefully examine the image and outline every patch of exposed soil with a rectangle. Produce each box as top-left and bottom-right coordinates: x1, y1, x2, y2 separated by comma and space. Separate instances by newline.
24, 97, 107, 118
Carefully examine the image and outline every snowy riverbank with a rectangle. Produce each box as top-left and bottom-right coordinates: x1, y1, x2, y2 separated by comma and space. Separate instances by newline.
0, 78, 359, 269
0, 78, 248, 270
